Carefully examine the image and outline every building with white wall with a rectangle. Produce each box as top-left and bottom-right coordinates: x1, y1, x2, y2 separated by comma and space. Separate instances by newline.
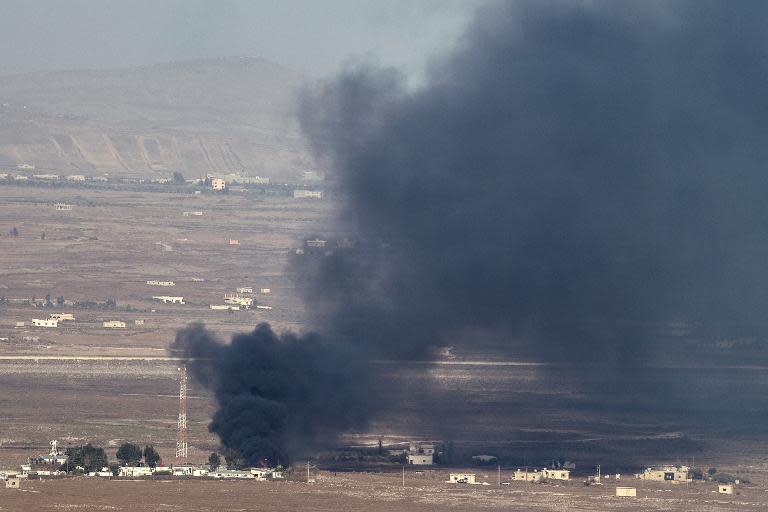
448, 473, 476, 484
211, 177, 226, 191
293, 189, 322, 199
32, 318, 58, 328
640, 466, 690, 482
49, 313, 74, 321
103, 321, 126, 329
153, 296, 185, 304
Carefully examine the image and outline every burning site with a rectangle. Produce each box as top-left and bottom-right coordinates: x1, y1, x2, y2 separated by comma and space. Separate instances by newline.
3, 1, 768, 510
173, 0, 768, 475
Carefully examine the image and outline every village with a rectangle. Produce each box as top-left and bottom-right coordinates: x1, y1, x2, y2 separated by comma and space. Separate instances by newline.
0, 437, 747, 504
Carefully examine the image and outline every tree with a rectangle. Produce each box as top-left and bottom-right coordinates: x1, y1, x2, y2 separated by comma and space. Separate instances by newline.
223, 448, 246, 470
143, 445, 161, 468
56, 295, 65, 306
173, 171, 186, 184
208, 452, 221, 470
64, 444, 108, 473
708, 467, 717, 476
116, 442, 143, 466
105, 297, 117, 309
41, 232, 45, 240
10, 226, 18, 237
45, 293, 53, 308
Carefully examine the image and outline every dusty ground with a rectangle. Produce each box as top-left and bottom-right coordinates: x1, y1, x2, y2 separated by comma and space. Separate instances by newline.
0, 184, 334, 355
2, 183, 768, 510
1, 472, 767, 512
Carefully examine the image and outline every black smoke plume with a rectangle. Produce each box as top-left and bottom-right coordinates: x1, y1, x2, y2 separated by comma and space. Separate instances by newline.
171, 323, 368, 465
300, 0, 768, 366
176, 0, 768, 463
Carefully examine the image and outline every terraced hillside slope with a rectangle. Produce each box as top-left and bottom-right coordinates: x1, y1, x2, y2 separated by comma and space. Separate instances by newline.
0, 57, 311, 179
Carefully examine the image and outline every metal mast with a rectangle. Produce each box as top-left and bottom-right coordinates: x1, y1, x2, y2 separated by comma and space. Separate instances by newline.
175, 366, 188, 460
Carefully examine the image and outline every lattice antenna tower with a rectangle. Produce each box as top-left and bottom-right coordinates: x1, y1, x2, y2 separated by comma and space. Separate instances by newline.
175, 366, 188, 460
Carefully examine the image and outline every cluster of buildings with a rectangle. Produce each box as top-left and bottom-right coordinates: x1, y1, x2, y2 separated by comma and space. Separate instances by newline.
31, 313, 75, 328
3, 441, 284, 483
26, 313, 134, 331
209, 286, 271, 311
114, 465, 283, 480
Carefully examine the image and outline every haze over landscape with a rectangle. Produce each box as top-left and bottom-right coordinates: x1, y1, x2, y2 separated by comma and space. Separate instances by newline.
2, 1, 768, 511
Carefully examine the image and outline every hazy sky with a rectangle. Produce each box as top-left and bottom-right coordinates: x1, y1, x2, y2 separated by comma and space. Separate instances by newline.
0, 0, 483, 80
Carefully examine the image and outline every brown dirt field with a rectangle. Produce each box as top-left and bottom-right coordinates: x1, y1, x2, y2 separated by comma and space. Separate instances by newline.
1, 473, 767, 512
2, 183, 768, 510
0, 184, 336, 356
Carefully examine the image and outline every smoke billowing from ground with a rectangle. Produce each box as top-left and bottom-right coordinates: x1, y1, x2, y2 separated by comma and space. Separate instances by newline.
301, 0, 768, 366
177, 1, 768, 462
171, 323, 368, 465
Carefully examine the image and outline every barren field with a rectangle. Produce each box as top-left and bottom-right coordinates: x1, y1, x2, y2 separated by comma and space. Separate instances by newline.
2, 183, 768, 510
2, 473, 768, 511
0, 184, 334, 356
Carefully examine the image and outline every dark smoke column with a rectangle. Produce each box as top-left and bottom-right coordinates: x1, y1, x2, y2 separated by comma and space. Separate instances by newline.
300, 0, 768, 367
171, 323, 368, 465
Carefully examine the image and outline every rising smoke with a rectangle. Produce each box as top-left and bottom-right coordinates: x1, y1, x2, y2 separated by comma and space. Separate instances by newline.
175, 0, 768, 463
171, 323, 368, 465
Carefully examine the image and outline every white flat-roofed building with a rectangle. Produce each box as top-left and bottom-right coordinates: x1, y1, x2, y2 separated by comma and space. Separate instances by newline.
407, 453, 433, 465
211, 177, 226, 191
147, 280, 175, 287
54, 203, 73, 211
260, 288, 271, 294
49, 313, 75, 321
102, 320, 126, 329
293, 189, 322, 199
236, 287, 253, 294
640, 466, 690, 482
543, 468, 570, 480
513, 469, 542, 482
616, 487, 637, 497
118, 466, 153, 477
448, 473, 476, 484
32, 318, 58, 328
153, 296, 185, 304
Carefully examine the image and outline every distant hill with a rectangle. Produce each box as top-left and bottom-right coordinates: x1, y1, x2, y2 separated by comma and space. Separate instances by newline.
0, 57, 313, 180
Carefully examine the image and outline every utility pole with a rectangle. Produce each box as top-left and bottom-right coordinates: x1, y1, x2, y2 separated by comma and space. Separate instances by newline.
402, 464, 405, 487
497, 464, 501, 486
307, 461, 310, 483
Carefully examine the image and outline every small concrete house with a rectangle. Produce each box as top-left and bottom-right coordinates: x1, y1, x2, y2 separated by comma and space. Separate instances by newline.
513, 469, 542, 482
719, 484, 733, 494
407, 453, 433, 465
32, 318, 58, 328
448, 473, 476, 484
616, 487, 637, 497
641, 466, 690, 483
543, 468, 570, 481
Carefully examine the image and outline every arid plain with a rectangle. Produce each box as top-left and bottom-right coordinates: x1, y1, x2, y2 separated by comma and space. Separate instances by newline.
2, 182, 768, 511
